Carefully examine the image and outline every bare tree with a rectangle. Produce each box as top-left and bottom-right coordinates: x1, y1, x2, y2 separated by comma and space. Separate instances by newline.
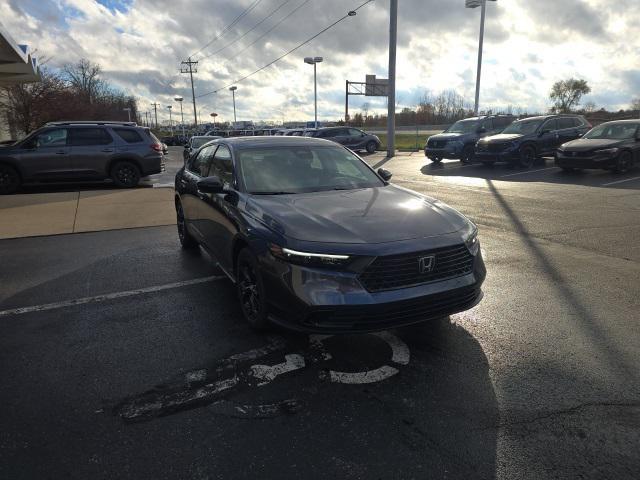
549, 78, 591, 113
61, 58, 106, 103
631, 98, 640, 111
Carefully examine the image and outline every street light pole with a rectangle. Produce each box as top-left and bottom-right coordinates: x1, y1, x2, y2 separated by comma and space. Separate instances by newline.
174, 97, 185, 138
387, 0, 398, 158
466, 0, 495, 115
167, 106, 173, 135
210, 113, 218, 129
229, 86, 238, 127
304, 57, 323, 128
123, 107, 131, 122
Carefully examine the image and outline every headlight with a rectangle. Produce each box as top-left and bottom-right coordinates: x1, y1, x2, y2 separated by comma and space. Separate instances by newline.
269, 244, 351, 267
462, 223, 480, 256
594, 148, 619, 156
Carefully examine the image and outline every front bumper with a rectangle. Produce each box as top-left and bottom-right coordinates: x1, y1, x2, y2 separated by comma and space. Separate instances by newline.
425, 145, 463, 159
474, 150, 518, 163
261, 248, 486, 333
555, 152, 617, 169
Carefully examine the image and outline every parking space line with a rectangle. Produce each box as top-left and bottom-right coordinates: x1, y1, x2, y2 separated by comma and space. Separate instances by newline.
0, 275, 226, 318
601, 176, 640, 187
500, 167, 558, 178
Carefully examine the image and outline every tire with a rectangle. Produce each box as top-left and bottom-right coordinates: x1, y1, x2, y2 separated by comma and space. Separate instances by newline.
614, 151, 633, 174
176, 200, 198, 249
561, 167, 576, 173
365, 141, 377, 154
0, 164, 20, 195
236, 248, 270, 331
518, 146, 536, 168
111, 161, 141, 188
429, 157, 442, 164
460, 145, 475, 164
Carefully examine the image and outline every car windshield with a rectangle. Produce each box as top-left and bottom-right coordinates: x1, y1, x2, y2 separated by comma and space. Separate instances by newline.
502, 119, 543, 134
583, 123, 638, 140
238, 145, 384, 194
446, 120, 478, 134
192, 137, 219, 148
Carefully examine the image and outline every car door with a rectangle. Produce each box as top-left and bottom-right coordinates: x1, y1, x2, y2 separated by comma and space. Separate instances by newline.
198, 144, 239, 273
16, 128, 71, 180
347, 128, 366, 149
179, 145, 216, 241
331, 128, 351, 146
538, 119, 559, 154
557, 117, 581, 145
67, 127, 115, 178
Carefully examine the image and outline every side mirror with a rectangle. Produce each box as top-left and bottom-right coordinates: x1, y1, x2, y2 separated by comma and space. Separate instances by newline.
361, 133, 366, 137
197, 176, 224, 194
184, 144, 189, 149
477, 127, 486, 134
378, 168, 392, 181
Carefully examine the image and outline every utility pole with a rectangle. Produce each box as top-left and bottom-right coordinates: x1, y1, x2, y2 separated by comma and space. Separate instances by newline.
151, 103, 160, 128
474, 0, 486, 115
181, 57, 199, 127
387, 0, 398, 158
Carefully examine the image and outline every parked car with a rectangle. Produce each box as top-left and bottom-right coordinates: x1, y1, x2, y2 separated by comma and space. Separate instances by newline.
424, 115, 515, 164
305, 127, 381, 153
556, 120, 639, 173
475, 114, 591, 168
0, 139, 16, 146
284, 129, 305, 136
183, 135, 222, 163
0, 121, 164, 194
174, 136, 485, 332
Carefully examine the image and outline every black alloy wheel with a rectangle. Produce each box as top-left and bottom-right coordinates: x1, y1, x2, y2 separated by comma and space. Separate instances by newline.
111, 161, 141, 188
429, 157, 442, 164
236, 249, 269, 330
0, 164, 20, 195
614, 151, 633, 174
176, 201, 198, 249
460, 145, 475, 164
366, 141, 377, 154
518, 146, 536, 168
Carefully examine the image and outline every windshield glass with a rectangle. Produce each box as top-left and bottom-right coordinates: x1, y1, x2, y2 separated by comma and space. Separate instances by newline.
446, 120, 478, 134
191, 137, 219, 148
583, 123, 638, 140
238, 146, 384, 194
502, 119, 543, 135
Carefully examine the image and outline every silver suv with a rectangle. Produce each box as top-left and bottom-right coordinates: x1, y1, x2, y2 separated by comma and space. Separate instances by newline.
0, 121, 164, 194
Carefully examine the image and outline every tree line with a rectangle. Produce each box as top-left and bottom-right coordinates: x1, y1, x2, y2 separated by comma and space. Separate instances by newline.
0, 59, 138, 136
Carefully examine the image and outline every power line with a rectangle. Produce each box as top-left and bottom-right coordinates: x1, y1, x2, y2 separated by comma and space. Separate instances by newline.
196, 0, 373, 99
189, 0, 265, 60
198, 0, 295, 61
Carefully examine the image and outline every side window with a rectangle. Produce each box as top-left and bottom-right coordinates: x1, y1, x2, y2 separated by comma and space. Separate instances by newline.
348, 128, 363, 137
188, 145, 216, 177
572, 118, 583, 127
69, 128, 113, 146
541, 119, 558, 132
558, 118, 574, 130
481, 119, 494, 131
113, 128, 143, 143
210, 145, 234, 186
36, 128, 68, 147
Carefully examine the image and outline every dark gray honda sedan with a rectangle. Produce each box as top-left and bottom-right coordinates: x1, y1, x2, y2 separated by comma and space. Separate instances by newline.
174, 136, 485, 333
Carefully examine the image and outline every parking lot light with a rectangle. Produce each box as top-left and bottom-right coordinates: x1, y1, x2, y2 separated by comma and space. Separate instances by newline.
166, 105, 173, 135
466, 0, 496, 115
174, 97, 185, 138
123, 107, 131, 122
229, 86, 238, 127
304, 57, 323, 129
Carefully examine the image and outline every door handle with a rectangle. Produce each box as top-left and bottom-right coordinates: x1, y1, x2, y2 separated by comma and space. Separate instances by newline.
55, 150, 66, 155
101, 148, 114, 152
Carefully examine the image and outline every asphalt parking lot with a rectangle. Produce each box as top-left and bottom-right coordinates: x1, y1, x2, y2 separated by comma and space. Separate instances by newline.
1, 148, 639, 479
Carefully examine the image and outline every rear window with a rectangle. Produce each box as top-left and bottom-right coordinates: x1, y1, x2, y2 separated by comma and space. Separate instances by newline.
558, 118, 575, 129
113, 128, 144, 143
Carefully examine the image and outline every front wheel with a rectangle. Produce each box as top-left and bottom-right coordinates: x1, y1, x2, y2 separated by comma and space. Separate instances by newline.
365, 141, 377, 154
236, 249, 270, 331
429, 156, 442, 164
176, 201, 198, 249
460, 145, 475, 164
111, 161, 140, 188
0, 164, 20, 195
518, 146, 536, 168
614, 151, 633, 174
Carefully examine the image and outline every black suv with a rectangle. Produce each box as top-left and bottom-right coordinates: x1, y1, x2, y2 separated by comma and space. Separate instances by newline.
475, 115, 591, 168
425, 115, 515, 164
306, 127, 381, 153
0, 121, 164, 194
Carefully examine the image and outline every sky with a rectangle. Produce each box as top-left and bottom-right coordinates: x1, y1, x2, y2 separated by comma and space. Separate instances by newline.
2, 0, 639, 125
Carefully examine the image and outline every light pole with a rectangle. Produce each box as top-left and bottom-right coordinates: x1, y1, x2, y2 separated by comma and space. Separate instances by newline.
229, 86, 238, 127
210, 113, 218, 130
174, 96, 185, 138
123, 107, 131, 122
166, 105, 173, 134
466, 0, 496, 115
387, 0, 397, 158
304, 56, 323, 128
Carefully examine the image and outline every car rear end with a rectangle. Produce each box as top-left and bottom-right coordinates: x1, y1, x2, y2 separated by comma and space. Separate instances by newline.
110, 126, 165, 176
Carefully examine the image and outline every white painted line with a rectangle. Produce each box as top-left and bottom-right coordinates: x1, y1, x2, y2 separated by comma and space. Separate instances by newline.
327, 365, 400, 384
499, 167, 558, 178
250, 354, 306, 386
601, 176, 640, 187
224, 335, 287, 364
152, 183, 175, 188
0, 275, 226, 318
373, 331, 410, 365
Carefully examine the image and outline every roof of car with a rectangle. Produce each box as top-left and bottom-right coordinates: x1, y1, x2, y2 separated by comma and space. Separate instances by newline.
221, 135, 337, 149
598, 119, 640, 124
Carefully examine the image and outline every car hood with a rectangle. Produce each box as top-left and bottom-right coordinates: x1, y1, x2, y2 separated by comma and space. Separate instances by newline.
482, 133, 522, 143
430, 133, 464, 141
246, 185, 469, 244
561, 138, 623, 152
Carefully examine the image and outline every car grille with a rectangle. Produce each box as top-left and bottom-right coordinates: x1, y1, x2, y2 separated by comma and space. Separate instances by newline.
358, 244, 474, 293
486, 143, 509, 152
428, 139, 447, 148
560, 150, 592, 157
306, 286, 481, 330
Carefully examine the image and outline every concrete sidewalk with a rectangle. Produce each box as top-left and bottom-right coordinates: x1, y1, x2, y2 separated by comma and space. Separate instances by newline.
0, 188, 176, 240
